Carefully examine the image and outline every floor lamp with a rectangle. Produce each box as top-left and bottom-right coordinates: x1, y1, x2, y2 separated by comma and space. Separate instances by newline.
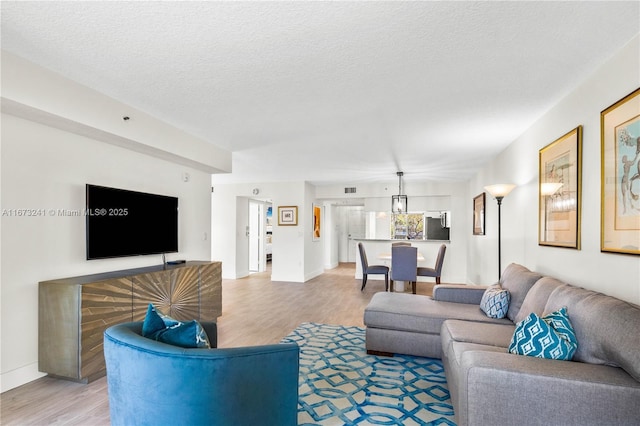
484, 184, 516, 280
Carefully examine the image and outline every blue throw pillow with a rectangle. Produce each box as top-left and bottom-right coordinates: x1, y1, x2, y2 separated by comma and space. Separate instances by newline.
480, 286, 510, 319
142, 303, 210, 348
509, 307, 577, 360
142, 303, 166, 336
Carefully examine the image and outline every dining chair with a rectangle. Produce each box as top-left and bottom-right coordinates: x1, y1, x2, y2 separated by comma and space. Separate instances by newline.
392, 242, 411, 247
416, 244, 447, 289
358, 242, 389, 291
390, 245, 417, 293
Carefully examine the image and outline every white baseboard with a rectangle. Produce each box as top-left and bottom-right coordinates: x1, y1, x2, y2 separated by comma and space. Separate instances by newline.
324, 261, 339, 270
1, 362, 46, 393
304, 269, 324, 282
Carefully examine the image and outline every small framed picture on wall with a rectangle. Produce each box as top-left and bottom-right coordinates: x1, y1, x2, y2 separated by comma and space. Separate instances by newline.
312, 204, 321, 241
278, 206, 298, 226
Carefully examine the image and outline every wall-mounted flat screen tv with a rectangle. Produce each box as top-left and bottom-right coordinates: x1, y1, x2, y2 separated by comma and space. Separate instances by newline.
86, 184, 178, 260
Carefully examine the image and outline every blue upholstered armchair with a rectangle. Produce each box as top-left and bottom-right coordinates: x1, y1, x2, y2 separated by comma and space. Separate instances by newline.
104, 322, 300, 426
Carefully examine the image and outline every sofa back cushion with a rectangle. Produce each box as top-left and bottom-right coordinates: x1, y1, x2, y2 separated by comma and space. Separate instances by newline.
544, 284, 640, 381
499, 263, 543, 322
515, 276, 566, 323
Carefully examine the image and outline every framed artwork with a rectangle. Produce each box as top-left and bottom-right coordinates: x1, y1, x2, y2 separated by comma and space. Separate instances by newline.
601, 88, 640, 255
278, 206, 298, 226
312, 204, 321, 241
473, 192, 485, 235
539, 126, 582, 249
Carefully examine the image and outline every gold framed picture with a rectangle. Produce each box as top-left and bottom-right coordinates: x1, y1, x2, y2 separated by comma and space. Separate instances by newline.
312, 204, 321, 241
539, 126, 582, 249
278, 206, 298, 226
473, 193, 485, 235
601, 88, 640, 255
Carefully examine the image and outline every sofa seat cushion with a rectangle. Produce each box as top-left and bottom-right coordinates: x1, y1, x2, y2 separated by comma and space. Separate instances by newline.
444, 345, 640, 426
442, 320, 515, 349
448, 341, 507, 368
544, 284, 640, 381
364, 292, 512, 335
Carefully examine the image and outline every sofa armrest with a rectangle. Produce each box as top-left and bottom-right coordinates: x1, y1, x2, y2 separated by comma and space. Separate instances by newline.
432, 284, 488, 304
455, 350, 640, 426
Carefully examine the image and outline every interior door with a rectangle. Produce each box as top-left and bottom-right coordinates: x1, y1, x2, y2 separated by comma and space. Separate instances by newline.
347, 207, 365, 262
248, 202, 261, 272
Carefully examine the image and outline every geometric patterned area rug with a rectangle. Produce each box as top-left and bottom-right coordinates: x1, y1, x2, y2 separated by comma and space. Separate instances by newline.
281, 323, 456, 425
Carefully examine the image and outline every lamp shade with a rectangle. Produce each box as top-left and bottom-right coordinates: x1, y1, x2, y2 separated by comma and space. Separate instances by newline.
392, 195, 408, 213
540, 182, 563, 196
484, 184, 516, 200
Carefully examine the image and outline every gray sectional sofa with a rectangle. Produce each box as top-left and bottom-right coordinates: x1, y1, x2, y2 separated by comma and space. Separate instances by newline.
363, 263, 640, 426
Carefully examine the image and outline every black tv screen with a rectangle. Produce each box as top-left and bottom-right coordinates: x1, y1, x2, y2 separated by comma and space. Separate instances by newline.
86, 184, 178, 260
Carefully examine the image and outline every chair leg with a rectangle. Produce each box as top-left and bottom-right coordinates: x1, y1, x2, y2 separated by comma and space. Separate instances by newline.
412, 281, 416, 294
390, 279, 394, 293
385, 274, 389, 291
361, 274, 367, 291
436, 277, 441, 284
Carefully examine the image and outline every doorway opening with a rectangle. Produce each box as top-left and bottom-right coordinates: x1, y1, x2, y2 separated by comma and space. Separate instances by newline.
248, 200, 272, 273
336, 205, 365, 263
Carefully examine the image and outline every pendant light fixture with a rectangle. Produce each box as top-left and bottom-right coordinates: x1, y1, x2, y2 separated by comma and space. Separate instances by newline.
391, 172, 408, 213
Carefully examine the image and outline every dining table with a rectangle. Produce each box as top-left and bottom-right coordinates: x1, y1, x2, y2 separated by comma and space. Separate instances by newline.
377, 252, 425, 262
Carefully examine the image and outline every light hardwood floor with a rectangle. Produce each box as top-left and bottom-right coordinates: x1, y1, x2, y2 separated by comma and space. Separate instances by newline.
1, 263, 434, 425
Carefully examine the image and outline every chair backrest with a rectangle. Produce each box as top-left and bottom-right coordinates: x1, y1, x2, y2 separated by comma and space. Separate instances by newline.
358, 242, 369, 269
104, 322, 299, 426
392, 242, 411, 247
434, 244, 447, 274
391, 246, 418, 281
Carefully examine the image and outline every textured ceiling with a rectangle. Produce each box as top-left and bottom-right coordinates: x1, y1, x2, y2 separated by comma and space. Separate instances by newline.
1, 1, 639, 185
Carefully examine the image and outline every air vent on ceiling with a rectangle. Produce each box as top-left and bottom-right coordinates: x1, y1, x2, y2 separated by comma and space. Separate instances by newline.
344, 187, 357, 194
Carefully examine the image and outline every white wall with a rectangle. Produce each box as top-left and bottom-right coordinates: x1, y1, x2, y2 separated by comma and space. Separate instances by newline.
270, 181, 306, 282
469, 35, 640, 304
323, 203, 339, 269
0, 114, 213, 391
304, 182, 325, 281
211, 181, 312, 282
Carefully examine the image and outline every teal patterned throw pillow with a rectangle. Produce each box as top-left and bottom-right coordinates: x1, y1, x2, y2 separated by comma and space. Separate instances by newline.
509, 307, 577, 360
479, 286, 511, 319
142, 303, 210, 348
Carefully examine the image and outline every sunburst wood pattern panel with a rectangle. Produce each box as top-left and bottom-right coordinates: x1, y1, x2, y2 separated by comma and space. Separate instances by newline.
200, 262, 222, 321
132, 271, 171, 321
169, 265, 200, 320
132, 265, 209, 321
80, 278, 132, 381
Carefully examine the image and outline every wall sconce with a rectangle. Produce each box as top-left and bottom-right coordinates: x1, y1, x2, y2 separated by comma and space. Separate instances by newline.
484, 183, 516, 280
